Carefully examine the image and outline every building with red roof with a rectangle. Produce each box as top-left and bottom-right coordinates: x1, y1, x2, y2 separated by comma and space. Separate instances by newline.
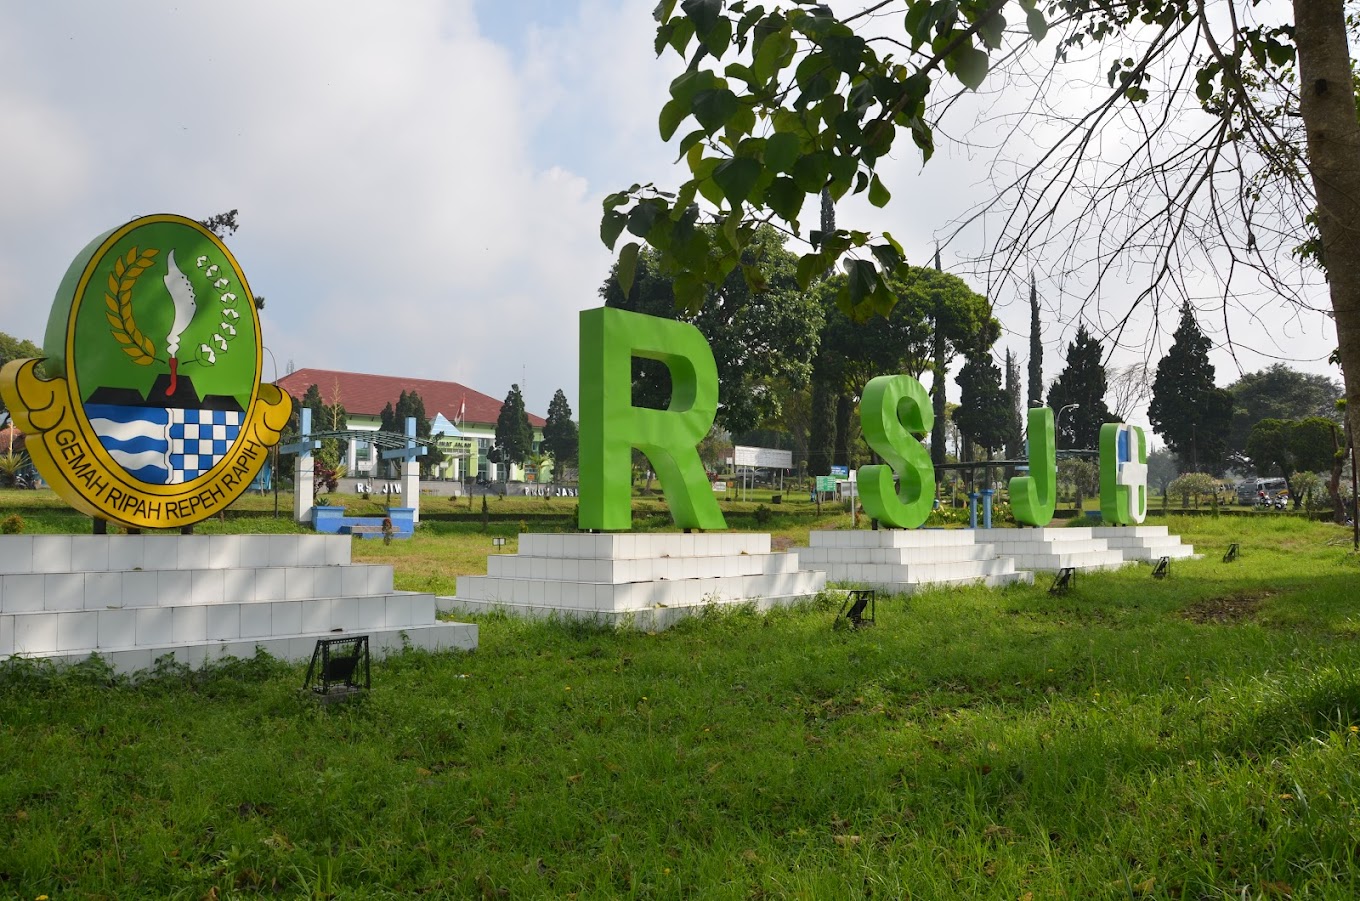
275, 368, 547, 483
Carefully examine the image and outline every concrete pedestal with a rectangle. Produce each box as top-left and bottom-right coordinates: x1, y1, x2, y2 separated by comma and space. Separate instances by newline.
1090, 525, 1196, 561
439, 533, 826, 630
0, 534, 477, 674
792, 529, 1033, 594
972, 527, 1130, 572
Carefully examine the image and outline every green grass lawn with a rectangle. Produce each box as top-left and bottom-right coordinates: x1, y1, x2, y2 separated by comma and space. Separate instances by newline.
2, 500, 1360, 897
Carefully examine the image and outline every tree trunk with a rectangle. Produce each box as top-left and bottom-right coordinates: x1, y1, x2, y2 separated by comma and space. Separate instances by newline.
1294, 0, 1360, 465
833, 393, 853, 469
1329, 422, 1347, 522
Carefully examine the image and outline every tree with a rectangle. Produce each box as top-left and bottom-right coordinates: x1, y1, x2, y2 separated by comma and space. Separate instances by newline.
1146, 449, 1180, 503
379, 390, 439, 477
955, 345, 1014, 460
1245, 416, 1340, 506
810, 265, 995, 471
1046, 325, 1112, 450
1026, 276, 1042, 410
1057, 458, 1099, 511
601, 1, 1360, 493
1106, 363, 1152, 424
1148, 305, 1234, 472
602, 225, 823, 437
0, 331, 42, 414
542, 389, 579, 474
1168, 472, 1218, 509
1003, 348, 1022, 461
1226, 364, 1343, 455
495, 384, 534, 476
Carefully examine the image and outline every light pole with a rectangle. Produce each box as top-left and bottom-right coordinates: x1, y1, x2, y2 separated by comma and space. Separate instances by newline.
1056, 403, 1081, 447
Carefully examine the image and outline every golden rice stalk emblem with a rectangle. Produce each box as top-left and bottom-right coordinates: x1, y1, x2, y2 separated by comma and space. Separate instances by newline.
103, 247, 160, 365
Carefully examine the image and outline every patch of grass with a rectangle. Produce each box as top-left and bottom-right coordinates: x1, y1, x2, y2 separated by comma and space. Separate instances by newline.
3, 504, 1360, 896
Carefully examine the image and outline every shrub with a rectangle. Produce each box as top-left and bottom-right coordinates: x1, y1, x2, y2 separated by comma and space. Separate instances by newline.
1, 514, 23, 534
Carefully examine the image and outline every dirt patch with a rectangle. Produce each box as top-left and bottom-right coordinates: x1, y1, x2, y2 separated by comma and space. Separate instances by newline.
771, 536, 795, 552
1181, 591, 1273, 625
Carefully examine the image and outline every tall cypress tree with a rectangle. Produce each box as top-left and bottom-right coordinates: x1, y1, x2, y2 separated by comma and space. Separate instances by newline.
1004, 348, 1023, 460
1148, 304, 1234, 471
1027, 275, 1043, 408
542, 388, 579, 468
494, 384, 534, 471
956, 344, 1014, 460
1046, 324, 1113, 449
931, 246, 948, 466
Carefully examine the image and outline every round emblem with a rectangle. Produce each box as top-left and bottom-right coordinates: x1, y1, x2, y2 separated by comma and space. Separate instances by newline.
1, 214, 291, 527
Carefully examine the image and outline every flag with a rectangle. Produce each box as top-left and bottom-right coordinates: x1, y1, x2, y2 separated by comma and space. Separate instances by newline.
458, 396, 465, 428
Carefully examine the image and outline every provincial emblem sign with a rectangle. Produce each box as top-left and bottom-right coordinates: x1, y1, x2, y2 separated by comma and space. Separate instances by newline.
0, 214, 292, 528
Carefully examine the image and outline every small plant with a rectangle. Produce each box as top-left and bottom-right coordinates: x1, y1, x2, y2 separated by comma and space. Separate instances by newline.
1, 513, 24, 534
381, 516, 395, 545
753, 504, 772, 526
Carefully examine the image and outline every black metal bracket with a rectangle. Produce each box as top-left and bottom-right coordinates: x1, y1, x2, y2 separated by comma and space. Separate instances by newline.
837, 589, 876, 628
1223, 543, 1240, 562
303, 635, 371, 701
1151, 556, 1170, 579
1049, 567, 1075, 595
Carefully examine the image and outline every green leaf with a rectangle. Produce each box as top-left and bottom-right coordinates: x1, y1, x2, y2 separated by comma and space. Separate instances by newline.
668, 17, 696, 55
617, 242, 641, 296
700, 14, 732, 57
654, 0, 678, 23
868, 174, 890, 208
626, 200, 664, 238
952, 46, 989, 90
978, 10, 1006, 51
870, 242, 902, 275
1026, 7, 1048, 43
601, 209, 627, 249
764, 132, 801, 172
659, 98, 690, 141
713, 158, 761, 205
681, 0, 721, 35
693, 88, 739, 132
602, 192, 628, 211
674, 270, 706, 314
792, 152, 830, 192
676, 128, 708, 160
764, 176, 804, 223
796, 252, 823, 289
723, 104, 756, 144
753, 28, 795, 83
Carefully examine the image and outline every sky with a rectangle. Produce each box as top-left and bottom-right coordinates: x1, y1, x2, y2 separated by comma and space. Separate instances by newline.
0, 0, 1341, 429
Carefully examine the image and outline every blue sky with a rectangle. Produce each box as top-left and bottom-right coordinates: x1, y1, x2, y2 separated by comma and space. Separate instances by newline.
0, 0, 1339, 429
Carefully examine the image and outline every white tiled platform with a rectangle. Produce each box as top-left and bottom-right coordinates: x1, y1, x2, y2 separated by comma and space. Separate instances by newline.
439, 532, 827, 630
792, 529, 1034, 594
0, 534, 477, 674
1090, 525, 1196, 561
972, 527, 1131, 572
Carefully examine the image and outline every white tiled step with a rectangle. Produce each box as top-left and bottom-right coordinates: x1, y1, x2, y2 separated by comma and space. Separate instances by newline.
796, 544, 1000, 565
807, 529, 986, 548
439, 592, 817, 630
1090, 527, 1195, 561
815, 557, 1019, 584
17, 622, 478, 676
450, 571, 826, 613
0, 565, 395, 614
518, 533, 771, 559
1005, 550, 1127, 571
828, 570, 1035, 594
2, 593, 439, 655
486, 552, 799, 582
0, 534, 352, 574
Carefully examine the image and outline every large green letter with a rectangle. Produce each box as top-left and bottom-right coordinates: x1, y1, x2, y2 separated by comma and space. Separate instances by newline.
1099, 422, 1148, 525
1010, 407, 1056, 526
858, 374, 935, 529
578, 307, 726, 532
